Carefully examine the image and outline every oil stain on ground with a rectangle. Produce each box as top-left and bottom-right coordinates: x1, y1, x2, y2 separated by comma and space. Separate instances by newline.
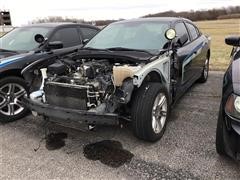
45, 132, 68, 150
83, 140, 134, 168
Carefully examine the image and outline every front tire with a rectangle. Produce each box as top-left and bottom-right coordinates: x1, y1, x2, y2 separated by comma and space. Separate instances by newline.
131, 83, 170, 142
0, 76, 28, 123
216, 104, 227, 155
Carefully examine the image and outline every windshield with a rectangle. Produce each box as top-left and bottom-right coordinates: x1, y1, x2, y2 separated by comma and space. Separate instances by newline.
0, 27, 52, 51
85, 21, 170, 54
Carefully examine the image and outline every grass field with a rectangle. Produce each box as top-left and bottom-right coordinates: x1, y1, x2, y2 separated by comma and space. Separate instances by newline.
196, 18, 240, 71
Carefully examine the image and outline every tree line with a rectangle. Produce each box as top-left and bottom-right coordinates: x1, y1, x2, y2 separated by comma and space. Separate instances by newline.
31, 6, 240, 26
143, 6, 240, 21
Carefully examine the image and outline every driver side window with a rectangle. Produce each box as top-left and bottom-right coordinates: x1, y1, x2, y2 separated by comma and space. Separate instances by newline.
175, 22, 190, 46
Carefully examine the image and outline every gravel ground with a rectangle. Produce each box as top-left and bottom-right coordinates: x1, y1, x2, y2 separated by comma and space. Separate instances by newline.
0, 71, 239, 180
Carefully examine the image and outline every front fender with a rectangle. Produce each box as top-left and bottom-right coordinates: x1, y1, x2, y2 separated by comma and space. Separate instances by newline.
21, 54, 58, 84
0, 52, 33, 74
133, 55, 171, 91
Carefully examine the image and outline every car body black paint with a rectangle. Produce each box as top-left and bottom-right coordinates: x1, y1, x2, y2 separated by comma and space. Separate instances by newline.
169, 19, 210, 102
0, 23, 99, 121
232, 59, 240, 95
22, 18, 211, 141
0, 50, 19, 59
0, 23, 100, 78
23, 17, 210, 111
72, 49, 153, 62
218, 44, 240, 159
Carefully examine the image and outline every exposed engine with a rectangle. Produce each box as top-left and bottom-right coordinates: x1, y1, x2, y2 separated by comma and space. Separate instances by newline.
30, 57, 141, 114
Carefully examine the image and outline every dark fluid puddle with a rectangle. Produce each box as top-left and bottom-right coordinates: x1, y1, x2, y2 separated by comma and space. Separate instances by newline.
83, 140, 134, 168
45, 132, 68, 150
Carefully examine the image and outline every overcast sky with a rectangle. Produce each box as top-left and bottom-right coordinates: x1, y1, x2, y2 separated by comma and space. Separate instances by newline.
0, 0, 239, 26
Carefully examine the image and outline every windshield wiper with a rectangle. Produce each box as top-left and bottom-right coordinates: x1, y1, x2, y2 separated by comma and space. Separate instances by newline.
106, 47, 154, 55
82, 47, 111, 52
0, 48, 17, 53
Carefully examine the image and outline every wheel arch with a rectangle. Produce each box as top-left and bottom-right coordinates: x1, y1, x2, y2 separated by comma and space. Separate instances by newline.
142, 70, 167, 84
133, 69, 168, 89
207, 49, 210, 59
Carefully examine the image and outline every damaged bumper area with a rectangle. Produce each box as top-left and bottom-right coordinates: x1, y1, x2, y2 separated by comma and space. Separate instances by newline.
23, 97, 119, 125
21, 55, 142, 126
21, 48, 170, 129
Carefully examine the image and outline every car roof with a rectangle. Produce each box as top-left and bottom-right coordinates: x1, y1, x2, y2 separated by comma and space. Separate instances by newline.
113, 17, 193, 24
21, 22, 99, 29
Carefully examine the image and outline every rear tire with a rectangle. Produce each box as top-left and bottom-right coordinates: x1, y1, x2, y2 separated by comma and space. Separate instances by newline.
131, 82, 170, 142
198, 57, 209, 83
0, 76, 28, 123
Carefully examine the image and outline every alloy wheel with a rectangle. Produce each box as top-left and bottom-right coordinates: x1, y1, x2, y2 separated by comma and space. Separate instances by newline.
152, 93, 168, 134
0, 83, 27, 116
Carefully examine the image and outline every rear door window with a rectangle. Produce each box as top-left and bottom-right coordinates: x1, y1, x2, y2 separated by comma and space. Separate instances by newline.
185, 23, 199, 40
50, 27, 81, 48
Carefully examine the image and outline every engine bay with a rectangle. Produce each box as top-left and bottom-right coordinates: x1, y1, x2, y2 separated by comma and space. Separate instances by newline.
30, 56, 142, 115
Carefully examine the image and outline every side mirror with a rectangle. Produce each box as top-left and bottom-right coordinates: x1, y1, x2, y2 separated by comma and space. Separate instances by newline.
225, 36, 240, 47
34, 34, 45, 44
48, 41, 63, 50
175, 34, 189, 47
83, 39, 89, 45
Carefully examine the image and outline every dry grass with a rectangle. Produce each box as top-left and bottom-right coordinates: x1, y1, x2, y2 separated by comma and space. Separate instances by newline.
196, 18, 240, 71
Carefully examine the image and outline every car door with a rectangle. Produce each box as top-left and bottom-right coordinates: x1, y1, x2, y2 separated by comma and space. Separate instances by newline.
48, 26, 83, 54
175, 21, 205, 86
173, 21, 193, 85
185, 22, 205, 76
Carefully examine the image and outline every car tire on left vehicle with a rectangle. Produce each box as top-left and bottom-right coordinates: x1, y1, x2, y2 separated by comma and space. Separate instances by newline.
0, 76, 28, 123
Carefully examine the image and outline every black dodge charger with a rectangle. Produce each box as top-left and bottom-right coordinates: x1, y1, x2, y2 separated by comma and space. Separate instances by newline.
216, 36, 240, 160
22, 18, 211, 142
0, 23, 99, 122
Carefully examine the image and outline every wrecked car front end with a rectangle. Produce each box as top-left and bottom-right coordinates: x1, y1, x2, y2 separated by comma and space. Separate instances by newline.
22, 50, 171, 126
22, 18, 191, 142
